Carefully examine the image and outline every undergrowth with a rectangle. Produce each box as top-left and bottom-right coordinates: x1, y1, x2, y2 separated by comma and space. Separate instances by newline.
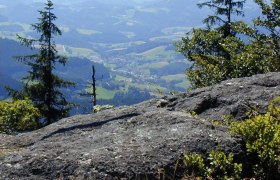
182, 96, 280, 179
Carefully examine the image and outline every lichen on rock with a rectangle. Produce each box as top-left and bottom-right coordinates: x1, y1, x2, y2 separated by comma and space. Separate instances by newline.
0, 72, 279, 179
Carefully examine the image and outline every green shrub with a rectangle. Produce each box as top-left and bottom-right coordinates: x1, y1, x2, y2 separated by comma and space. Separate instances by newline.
206, 150, 242, 179
93, 104, 114, 113
184, 97, 280, 179
230, 96, 280, 179
183, 150, 242, 179
183, 153, 206, 177
0, 98, 41, 134
177, 26, 278, 89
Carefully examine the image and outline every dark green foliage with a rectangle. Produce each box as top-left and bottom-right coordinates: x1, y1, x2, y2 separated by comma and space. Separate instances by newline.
0, 98, 41, 134
197, 0, 246, 64
175, 28, 226, 87
230, 96, 280, 179
253, 0, 280, 71
184, 151, 242, 179
175, 0, 246, 88
176, 0, 280, 88
198, 0, 246, 37
13, 0, 75, 125
183, 153, 206, 177
184, 97, 280, 179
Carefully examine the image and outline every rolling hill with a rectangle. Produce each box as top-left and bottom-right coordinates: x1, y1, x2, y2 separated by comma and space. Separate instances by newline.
0, 0, 262, 112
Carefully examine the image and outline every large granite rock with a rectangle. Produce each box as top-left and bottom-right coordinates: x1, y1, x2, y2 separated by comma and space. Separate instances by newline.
0, 72, 279, 179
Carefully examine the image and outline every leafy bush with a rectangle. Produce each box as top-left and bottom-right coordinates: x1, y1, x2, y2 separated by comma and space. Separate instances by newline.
176, 0, 280, 89
184, 97, 280, 179
183, 151, 242, 179
176, 24, 278, 89
183, 153, 206, 177
230, 96, 280, 179
0, 98, 41, 134
93, 104, 114, 113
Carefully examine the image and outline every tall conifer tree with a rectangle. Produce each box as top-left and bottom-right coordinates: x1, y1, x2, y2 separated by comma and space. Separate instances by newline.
175, 0, 246, 88
198, 0, 246, 37
253, 0, 280, 70
15, 0, 75, 125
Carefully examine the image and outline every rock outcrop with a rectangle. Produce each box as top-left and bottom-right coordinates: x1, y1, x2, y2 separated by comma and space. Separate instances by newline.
0, 72, 279, 179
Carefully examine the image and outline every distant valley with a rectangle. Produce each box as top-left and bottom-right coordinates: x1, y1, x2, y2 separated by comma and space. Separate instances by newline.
0, 0, 259, 112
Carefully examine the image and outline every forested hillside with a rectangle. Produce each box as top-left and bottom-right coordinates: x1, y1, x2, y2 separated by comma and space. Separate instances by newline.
0, 0, 201, 107
0, 39, 110, 111
0, 0, 277, 113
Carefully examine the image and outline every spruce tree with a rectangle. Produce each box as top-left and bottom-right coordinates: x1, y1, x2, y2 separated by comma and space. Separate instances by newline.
15, 0, 75, 125
253, 0, 280, 70
175, 0, 247, 88
198, 0, 246, 37
198, 0, 246, 64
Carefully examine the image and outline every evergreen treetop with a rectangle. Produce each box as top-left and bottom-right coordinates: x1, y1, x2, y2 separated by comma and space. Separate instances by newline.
14, 0, 75, 125
198, 0, 246, 37
176, 0, 279, 88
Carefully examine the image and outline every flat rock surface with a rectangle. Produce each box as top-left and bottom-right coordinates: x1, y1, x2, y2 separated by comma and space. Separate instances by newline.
0, 72, 279, 179
160, 72, 280, 120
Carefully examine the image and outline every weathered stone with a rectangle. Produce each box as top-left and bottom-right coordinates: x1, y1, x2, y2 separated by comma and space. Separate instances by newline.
0, 72, 279, 179
160, 72, 280, 120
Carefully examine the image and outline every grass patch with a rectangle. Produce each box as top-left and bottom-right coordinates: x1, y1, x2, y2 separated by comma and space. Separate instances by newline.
149, 34, 185, 41
95, 41, 146, 49
105, 63, 117, 69
65, 46, 97, 58
119, 31, 135, 38
161, 74, 186, 82
0, 22, 31, 32
137, 46, 166, 59
142, 61, 169, 69
135, 7, 169, 13
86, 86, 116, 100
161, 74, 191, 90
76, 28, 102, 36
161, 26, 191, 35
129, 82, 167, 93
96, 87, 115, 100
137, 46, 175, 60
115, 75, 132, 82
